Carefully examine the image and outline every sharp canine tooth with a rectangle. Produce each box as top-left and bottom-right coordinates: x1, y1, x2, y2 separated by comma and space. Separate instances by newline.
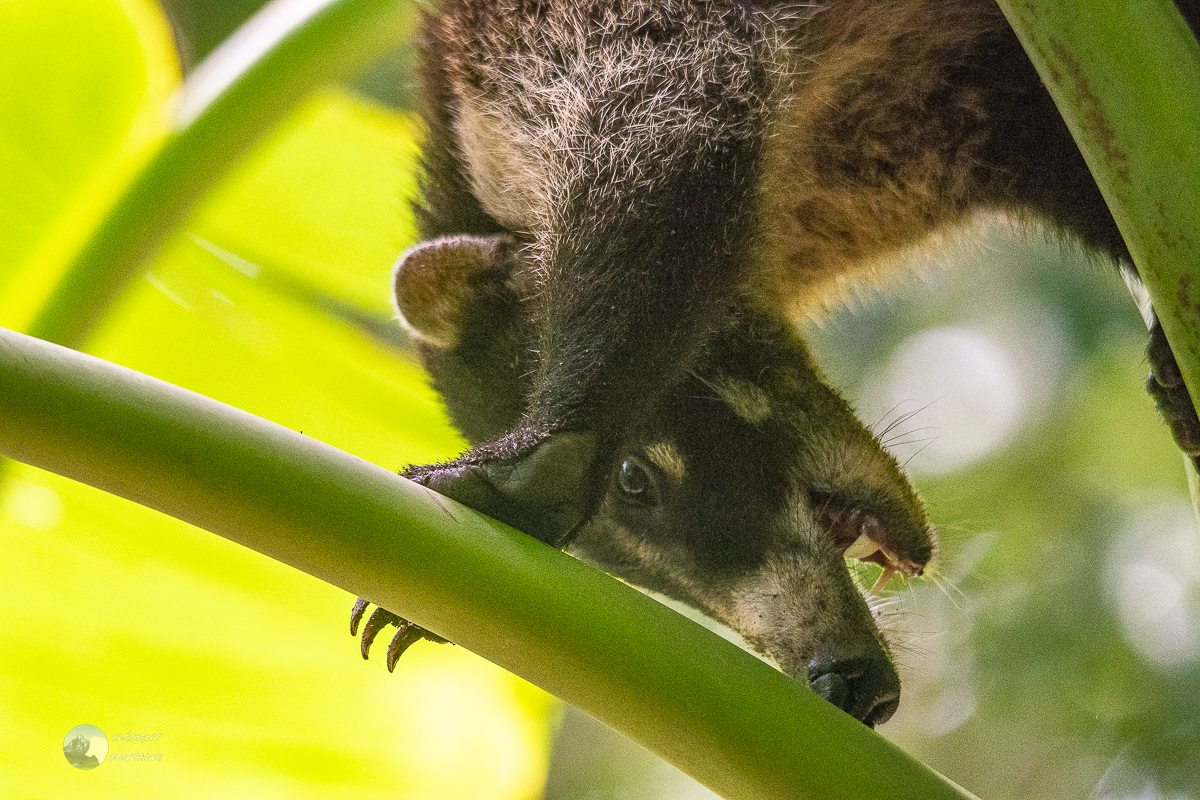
869, 564, 898, 596
844, 533, 878, 560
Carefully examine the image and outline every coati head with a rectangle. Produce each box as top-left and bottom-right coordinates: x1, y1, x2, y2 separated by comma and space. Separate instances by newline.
394, 234, 935, 727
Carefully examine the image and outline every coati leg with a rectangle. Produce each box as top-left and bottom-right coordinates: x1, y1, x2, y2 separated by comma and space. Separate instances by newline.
350, 234, 534, 673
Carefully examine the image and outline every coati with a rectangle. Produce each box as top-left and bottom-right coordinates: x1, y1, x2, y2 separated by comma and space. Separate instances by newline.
352, 0, 1200, 728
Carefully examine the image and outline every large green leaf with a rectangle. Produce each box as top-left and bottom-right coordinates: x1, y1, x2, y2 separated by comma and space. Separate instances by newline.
0, 4, 556, 798
0, 0, 178, 325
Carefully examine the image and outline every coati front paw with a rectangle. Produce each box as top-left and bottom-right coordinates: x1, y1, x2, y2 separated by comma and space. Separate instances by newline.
350, 598, 448, 671
405, 431, 600, 547
352, 433, 598, 670
1146, 320, 1200, 461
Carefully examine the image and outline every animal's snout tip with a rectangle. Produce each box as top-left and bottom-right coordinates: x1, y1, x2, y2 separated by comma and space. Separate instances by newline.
807, 652, 901, 728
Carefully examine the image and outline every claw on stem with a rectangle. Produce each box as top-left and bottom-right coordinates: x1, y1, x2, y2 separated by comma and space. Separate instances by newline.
350, 597, 370, 636
361, 606, 399, 660
387, 622, 427, 672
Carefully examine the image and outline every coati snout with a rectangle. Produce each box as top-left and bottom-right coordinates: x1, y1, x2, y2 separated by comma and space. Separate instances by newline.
352, 0, 1200, 728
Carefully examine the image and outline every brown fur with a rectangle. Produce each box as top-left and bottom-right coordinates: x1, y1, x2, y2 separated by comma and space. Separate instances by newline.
354, 1, 1198, 727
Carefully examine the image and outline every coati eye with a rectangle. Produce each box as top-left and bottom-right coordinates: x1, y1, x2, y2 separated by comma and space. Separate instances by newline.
616, 457, 658, 504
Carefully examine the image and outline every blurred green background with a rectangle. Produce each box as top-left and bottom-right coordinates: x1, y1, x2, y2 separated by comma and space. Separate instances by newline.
0, 1, 1196, 798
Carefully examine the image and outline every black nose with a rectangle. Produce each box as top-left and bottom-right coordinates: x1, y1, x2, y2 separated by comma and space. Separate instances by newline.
807, 653, 901, 727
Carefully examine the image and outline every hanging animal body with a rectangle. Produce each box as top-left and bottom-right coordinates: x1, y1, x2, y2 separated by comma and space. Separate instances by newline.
352, 0, 1200, 727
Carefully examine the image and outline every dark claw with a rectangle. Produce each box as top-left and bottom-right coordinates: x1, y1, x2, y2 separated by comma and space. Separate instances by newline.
387, 621, 427, 672
350, 597, 370, 636
360, 606, 403, 660
351, 599, 450, 668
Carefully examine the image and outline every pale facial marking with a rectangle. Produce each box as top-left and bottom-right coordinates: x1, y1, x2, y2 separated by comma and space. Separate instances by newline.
713, 377, 773, 424
644, 441, 687, 484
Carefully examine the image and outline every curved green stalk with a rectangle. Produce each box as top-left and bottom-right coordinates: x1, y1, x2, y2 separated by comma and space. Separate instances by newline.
0, 326, 976, 800
994, 1, 1200, 414
26, 0, 416, 348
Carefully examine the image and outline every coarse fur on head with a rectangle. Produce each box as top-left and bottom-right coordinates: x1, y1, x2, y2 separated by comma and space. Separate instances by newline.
354, 0, 1200, 727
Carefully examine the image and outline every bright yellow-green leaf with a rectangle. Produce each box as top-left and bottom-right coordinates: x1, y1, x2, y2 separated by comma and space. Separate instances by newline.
0, 4, 556, 797
190, 87, 424, 316
1, 81, 556, 800
0, 0, 179, 328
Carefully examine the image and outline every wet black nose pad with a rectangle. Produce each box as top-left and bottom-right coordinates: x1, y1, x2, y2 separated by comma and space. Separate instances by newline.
807, 653, 901, 728
809, 669, 850, 711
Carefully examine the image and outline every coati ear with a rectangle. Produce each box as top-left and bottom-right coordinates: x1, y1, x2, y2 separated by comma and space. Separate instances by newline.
392, 234, 520, 350
394, 233, 535, 445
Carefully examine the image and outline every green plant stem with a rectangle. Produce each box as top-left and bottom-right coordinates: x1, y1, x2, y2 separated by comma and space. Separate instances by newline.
994, 0, 1200, 411
26, 0, 416, 349
0, 326, 977, 800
